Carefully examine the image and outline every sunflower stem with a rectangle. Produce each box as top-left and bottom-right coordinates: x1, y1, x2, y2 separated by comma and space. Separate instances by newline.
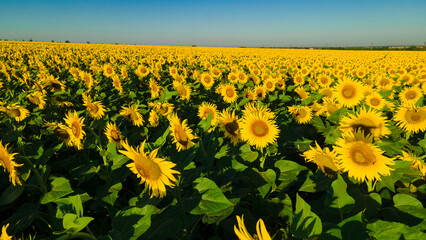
174, 184, 188, 238
87, 127, 102, 149
366, 179, 374, 192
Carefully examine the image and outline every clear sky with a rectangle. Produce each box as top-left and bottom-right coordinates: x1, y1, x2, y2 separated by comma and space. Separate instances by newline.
0, 0, 425, 47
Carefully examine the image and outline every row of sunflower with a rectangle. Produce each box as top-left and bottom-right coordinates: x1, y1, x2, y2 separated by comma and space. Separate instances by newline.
0, 40, 425, 239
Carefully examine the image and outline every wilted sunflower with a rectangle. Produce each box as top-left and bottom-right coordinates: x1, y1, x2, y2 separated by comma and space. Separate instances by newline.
394, 103, 426, 134
220, 83, 238, 103
333, 76, 366, 108
83, 96, 106, 120
149, 79, 162, 99
0, 223, 12, 240
104, 122, 123, 148
365, 92, 386, 110
339, 107, 390, 139
219, 109, 241, 146
334, 130, 395, 182
302, 141, 339, 175
119, 139, 179, 198
234, 215, 271, 240
173, 80, 191, 101
240, 111, 279, 149
198, 102, 219, 126
399, 86, 422, 104
288, 105, 313, 124
64, 111, 86, 150
168, 113, 197, 151
0, 141, 22, 186
149, 110, 160, 127
200, 73, 215, 90
2, 104, 29, 122
120, 104, 144, 127
27, 91, 46, 109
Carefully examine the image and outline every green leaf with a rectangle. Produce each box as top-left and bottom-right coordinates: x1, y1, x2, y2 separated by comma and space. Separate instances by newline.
258, 169, 277, 198
41, 177, 74, 204
327, 107, 348, 123
239, 144, 259, 162
153, 128, 170, 148
112, 205, 159, 240
294, 138, 313, 152
367, 220, 426, 240
198, 112, 212, 132
76, 89, 85, 95
299, 171, 334, 193
325, 174, 355, 215
190, 177, 233, 215
63, 213, 94, 233
321, 211, 366, 240
0, 185, 24, 206
275, 160, 307, 190
290, 194, 322, 238
68, 194, 84, 217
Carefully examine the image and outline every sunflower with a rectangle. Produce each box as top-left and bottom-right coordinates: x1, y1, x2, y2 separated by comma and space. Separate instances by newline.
254, 85, 266, 101
0, 141, 22, 186
210, 67, 222, 79
365, 92, 386, 110
302, 141, 339, 175
112, 75, 123, 94
399, 151, 426, 177
0, 223, 12, 240
169, 66, 178, 77
288, 105, 313, 124
168, 113, 197, 151
240, 111, 279, 149
27, 91, 46, 109
149, 79, 162, 99
335, 130, 395, 182
104, 122, 123, 148
200, 73, 215, 90
83, 96, 106, 120
44, 122, 72, 147
317, 74, 333, 88
242, 102, 276, 119
45, 75, 66, 92
293, 75, 305, 86
198, 102, 219, 126
319, 87, 333, 99
220, 83, 238, 103
64, 111, 86, 150
294, 87, 309, 100
375, 76, 393, 91
339, 107, 390, 139
173, 80, 191, 101
119, 139, 179, 198
2, 104, 29, 122
136, 65, 150, 78
333, 76, 366, 108
80, 71, 94, 89
276, 78, 286, 90
228, 72, 239, 84
219, 109, 241, 146
394, 103, 426, 134
399, 86, 422, 104
321, 98, 342, 117
234, 215, 271, 240
263, 77, 276, 92
237, 71, 248, 84
120, 104, 144, 127
103, 64, 115, 78
149, 102, 174, 116
149, 110, 159, 127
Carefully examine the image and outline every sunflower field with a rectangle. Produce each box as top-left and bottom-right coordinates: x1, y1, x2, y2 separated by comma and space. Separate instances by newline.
0, 41, 426, 240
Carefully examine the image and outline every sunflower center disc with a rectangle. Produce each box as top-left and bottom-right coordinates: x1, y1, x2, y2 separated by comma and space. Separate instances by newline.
72, 122, 79, 136
251, 121, 269, 137
405, 91, 417, 100
175, 125, 189, 146
111, 130, 120, 141
342, 85, 356, 98
350, 142, 376, 166
135, 158, 162, 180
405, 110, 426, 123
226, 89, 234, 97
370, 98, 380, 106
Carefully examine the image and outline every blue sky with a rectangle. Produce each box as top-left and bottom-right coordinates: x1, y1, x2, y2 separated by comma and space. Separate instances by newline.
0, 0, 425, 47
